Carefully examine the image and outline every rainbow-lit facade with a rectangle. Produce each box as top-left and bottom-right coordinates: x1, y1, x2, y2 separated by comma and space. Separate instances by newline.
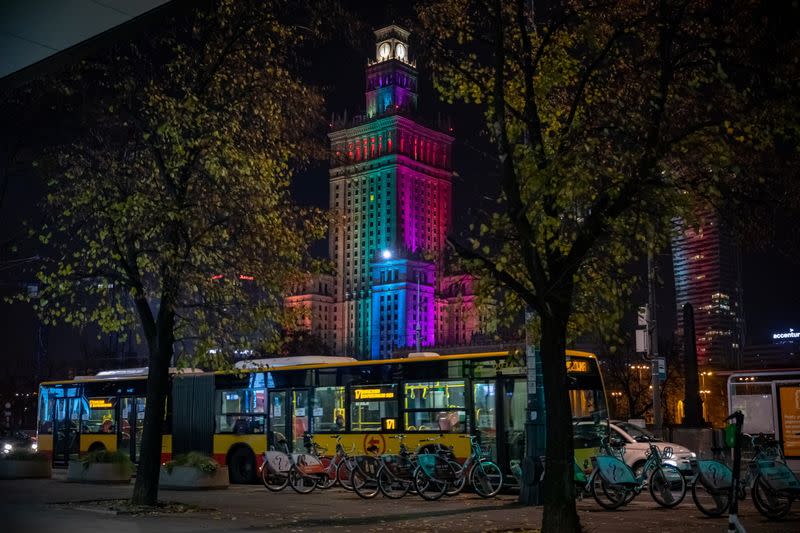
287, 26, 482, 359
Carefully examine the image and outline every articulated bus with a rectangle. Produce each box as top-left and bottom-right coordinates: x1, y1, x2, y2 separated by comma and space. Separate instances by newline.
37, 349, 607, 483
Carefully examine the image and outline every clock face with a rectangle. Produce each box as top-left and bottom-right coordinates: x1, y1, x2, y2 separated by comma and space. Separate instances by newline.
379, 42, 391, 59
395, 43, 406, 60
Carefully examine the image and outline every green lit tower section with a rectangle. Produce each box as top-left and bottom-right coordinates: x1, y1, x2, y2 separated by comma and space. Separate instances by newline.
329, 25, 454, 358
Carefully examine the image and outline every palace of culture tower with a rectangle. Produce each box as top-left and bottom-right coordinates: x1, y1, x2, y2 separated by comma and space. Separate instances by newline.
286, 25, 483, 359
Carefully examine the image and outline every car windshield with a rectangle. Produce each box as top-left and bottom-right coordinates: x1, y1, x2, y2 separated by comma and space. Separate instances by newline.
617, 422, 659, 442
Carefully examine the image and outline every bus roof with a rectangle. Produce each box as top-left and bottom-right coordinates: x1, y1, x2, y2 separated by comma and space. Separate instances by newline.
40, 348, 597, 385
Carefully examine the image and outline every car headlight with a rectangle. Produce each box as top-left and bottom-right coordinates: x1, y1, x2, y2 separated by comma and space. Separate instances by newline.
2, 443, 12, 452
664, 459, 678, 467
31, 443, 38, 451
689, 452, 696, 458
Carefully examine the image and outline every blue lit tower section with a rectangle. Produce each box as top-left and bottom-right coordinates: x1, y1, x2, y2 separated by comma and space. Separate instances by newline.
371, 257, 436, 358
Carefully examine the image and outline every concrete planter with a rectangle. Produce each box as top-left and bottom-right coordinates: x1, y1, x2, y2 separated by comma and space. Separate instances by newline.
66, 460, 132, 484
0, 459, 52, 479
159, 465, 229, 490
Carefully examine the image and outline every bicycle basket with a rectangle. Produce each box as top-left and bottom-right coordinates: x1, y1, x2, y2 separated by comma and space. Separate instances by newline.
417, 453, 456, 481
296, 453, 326, 475
264, 451, 291, 475
694, 460, 732, 491
755, 460, 800, 492
478, 445, 493, 459
593, 455, 637, 487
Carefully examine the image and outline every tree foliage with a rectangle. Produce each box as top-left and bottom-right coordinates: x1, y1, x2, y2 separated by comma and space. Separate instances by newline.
417, 1, 798, 530
20, 0, 329, 504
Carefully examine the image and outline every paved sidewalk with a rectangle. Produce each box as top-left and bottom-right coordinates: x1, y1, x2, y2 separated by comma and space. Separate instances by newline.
2, 474, 798, 532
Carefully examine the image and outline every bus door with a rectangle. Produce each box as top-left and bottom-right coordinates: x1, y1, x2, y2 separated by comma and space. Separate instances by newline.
119, 396, 146, 462
52, 397, 81, 466
291, 389, 310, 452
268, 390, 290, 450
473, 381, 498, 461
473, 378, 526, 474
268, 389, 311, 452
499, 378, 526, 472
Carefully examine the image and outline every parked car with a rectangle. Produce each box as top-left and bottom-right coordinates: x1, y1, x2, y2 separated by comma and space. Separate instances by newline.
0, 430, 38, 455
609, 421, 695, 475
575, 420, 696, 475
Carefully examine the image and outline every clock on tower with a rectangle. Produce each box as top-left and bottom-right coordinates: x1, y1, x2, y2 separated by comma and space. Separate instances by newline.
367, 25, 417, 117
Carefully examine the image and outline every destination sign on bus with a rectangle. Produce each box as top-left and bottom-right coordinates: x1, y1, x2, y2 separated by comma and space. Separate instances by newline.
566, 360, 590, 373
354, 388, 395, 400
89, 398, 115, 409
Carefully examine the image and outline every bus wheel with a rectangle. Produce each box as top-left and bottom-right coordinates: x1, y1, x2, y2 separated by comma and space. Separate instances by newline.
87, 442, 106, 453
228, 447, 256, 484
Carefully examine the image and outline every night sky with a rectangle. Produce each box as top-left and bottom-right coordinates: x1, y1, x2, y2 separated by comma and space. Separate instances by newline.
1, 1, 798, 390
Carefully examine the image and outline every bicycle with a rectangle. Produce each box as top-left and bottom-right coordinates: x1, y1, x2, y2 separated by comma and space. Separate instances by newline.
413, 435, 503, 501
376, 434, 420, 499
260, 437, 327, 494
349, 441, 384, 499
303, 433, 357, 490
352, 435, 444, 499
690, 432, 800, 518
589, 438, 686, 510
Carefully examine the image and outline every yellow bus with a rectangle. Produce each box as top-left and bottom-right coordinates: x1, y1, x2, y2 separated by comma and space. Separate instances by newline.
36, 349, 607, 483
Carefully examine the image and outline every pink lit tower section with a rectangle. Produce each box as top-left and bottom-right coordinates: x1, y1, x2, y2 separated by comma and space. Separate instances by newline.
328, 25, 454, 358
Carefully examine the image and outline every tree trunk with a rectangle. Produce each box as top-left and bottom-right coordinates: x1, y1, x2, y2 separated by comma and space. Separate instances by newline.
539, 308, 581, 533
131, 304, 175, 505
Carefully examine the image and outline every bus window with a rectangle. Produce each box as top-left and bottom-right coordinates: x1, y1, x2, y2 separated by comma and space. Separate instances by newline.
350, 385, 398, 432
312, 386, 346, 432
569, 388, 608, 421
404, 381, 466, 432
216, 388, 266, 434
84, 398, 117, 433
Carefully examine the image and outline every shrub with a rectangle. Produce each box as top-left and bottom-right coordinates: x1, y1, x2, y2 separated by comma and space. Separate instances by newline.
164, 451, 218, 474
3, 449, 49, 461
80, 449, 134, 470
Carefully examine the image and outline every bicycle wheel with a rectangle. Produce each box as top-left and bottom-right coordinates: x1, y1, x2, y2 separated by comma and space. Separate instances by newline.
261, 463, 289, 492
648, 465, 686, 508
316, 457, 337, 489
351, 466, 380, 499
288, 466, 317, 494
691, 478, 730, 517
752, 474, 792, 520
337, 460, 355, 491
445, 460, 466, 496
413, 465, 447, 501
590, 472, 628, 510
470, 460, 503, 498
378, 465, 411, 499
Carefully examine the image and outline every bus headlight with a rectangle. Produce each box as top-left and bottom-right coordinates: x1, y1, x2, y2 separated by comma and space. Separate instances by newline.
31, 443, 38, 451
2, 443, 12, 453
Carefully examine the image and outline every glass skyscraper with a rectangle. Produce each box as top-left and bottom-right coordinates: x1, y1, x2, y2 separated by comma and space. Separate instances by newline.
672, 208, 745, 368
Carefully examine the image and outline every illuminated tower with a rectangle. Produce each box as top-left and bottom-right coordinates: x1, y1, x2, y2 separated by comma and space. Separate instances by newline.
672, 208, 745, 368
329, 25, 454, 358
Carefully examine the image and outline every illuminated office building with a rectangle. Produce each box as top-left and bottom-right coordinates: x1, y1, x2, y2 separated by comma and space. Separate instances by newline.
672, 208, 745, 368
